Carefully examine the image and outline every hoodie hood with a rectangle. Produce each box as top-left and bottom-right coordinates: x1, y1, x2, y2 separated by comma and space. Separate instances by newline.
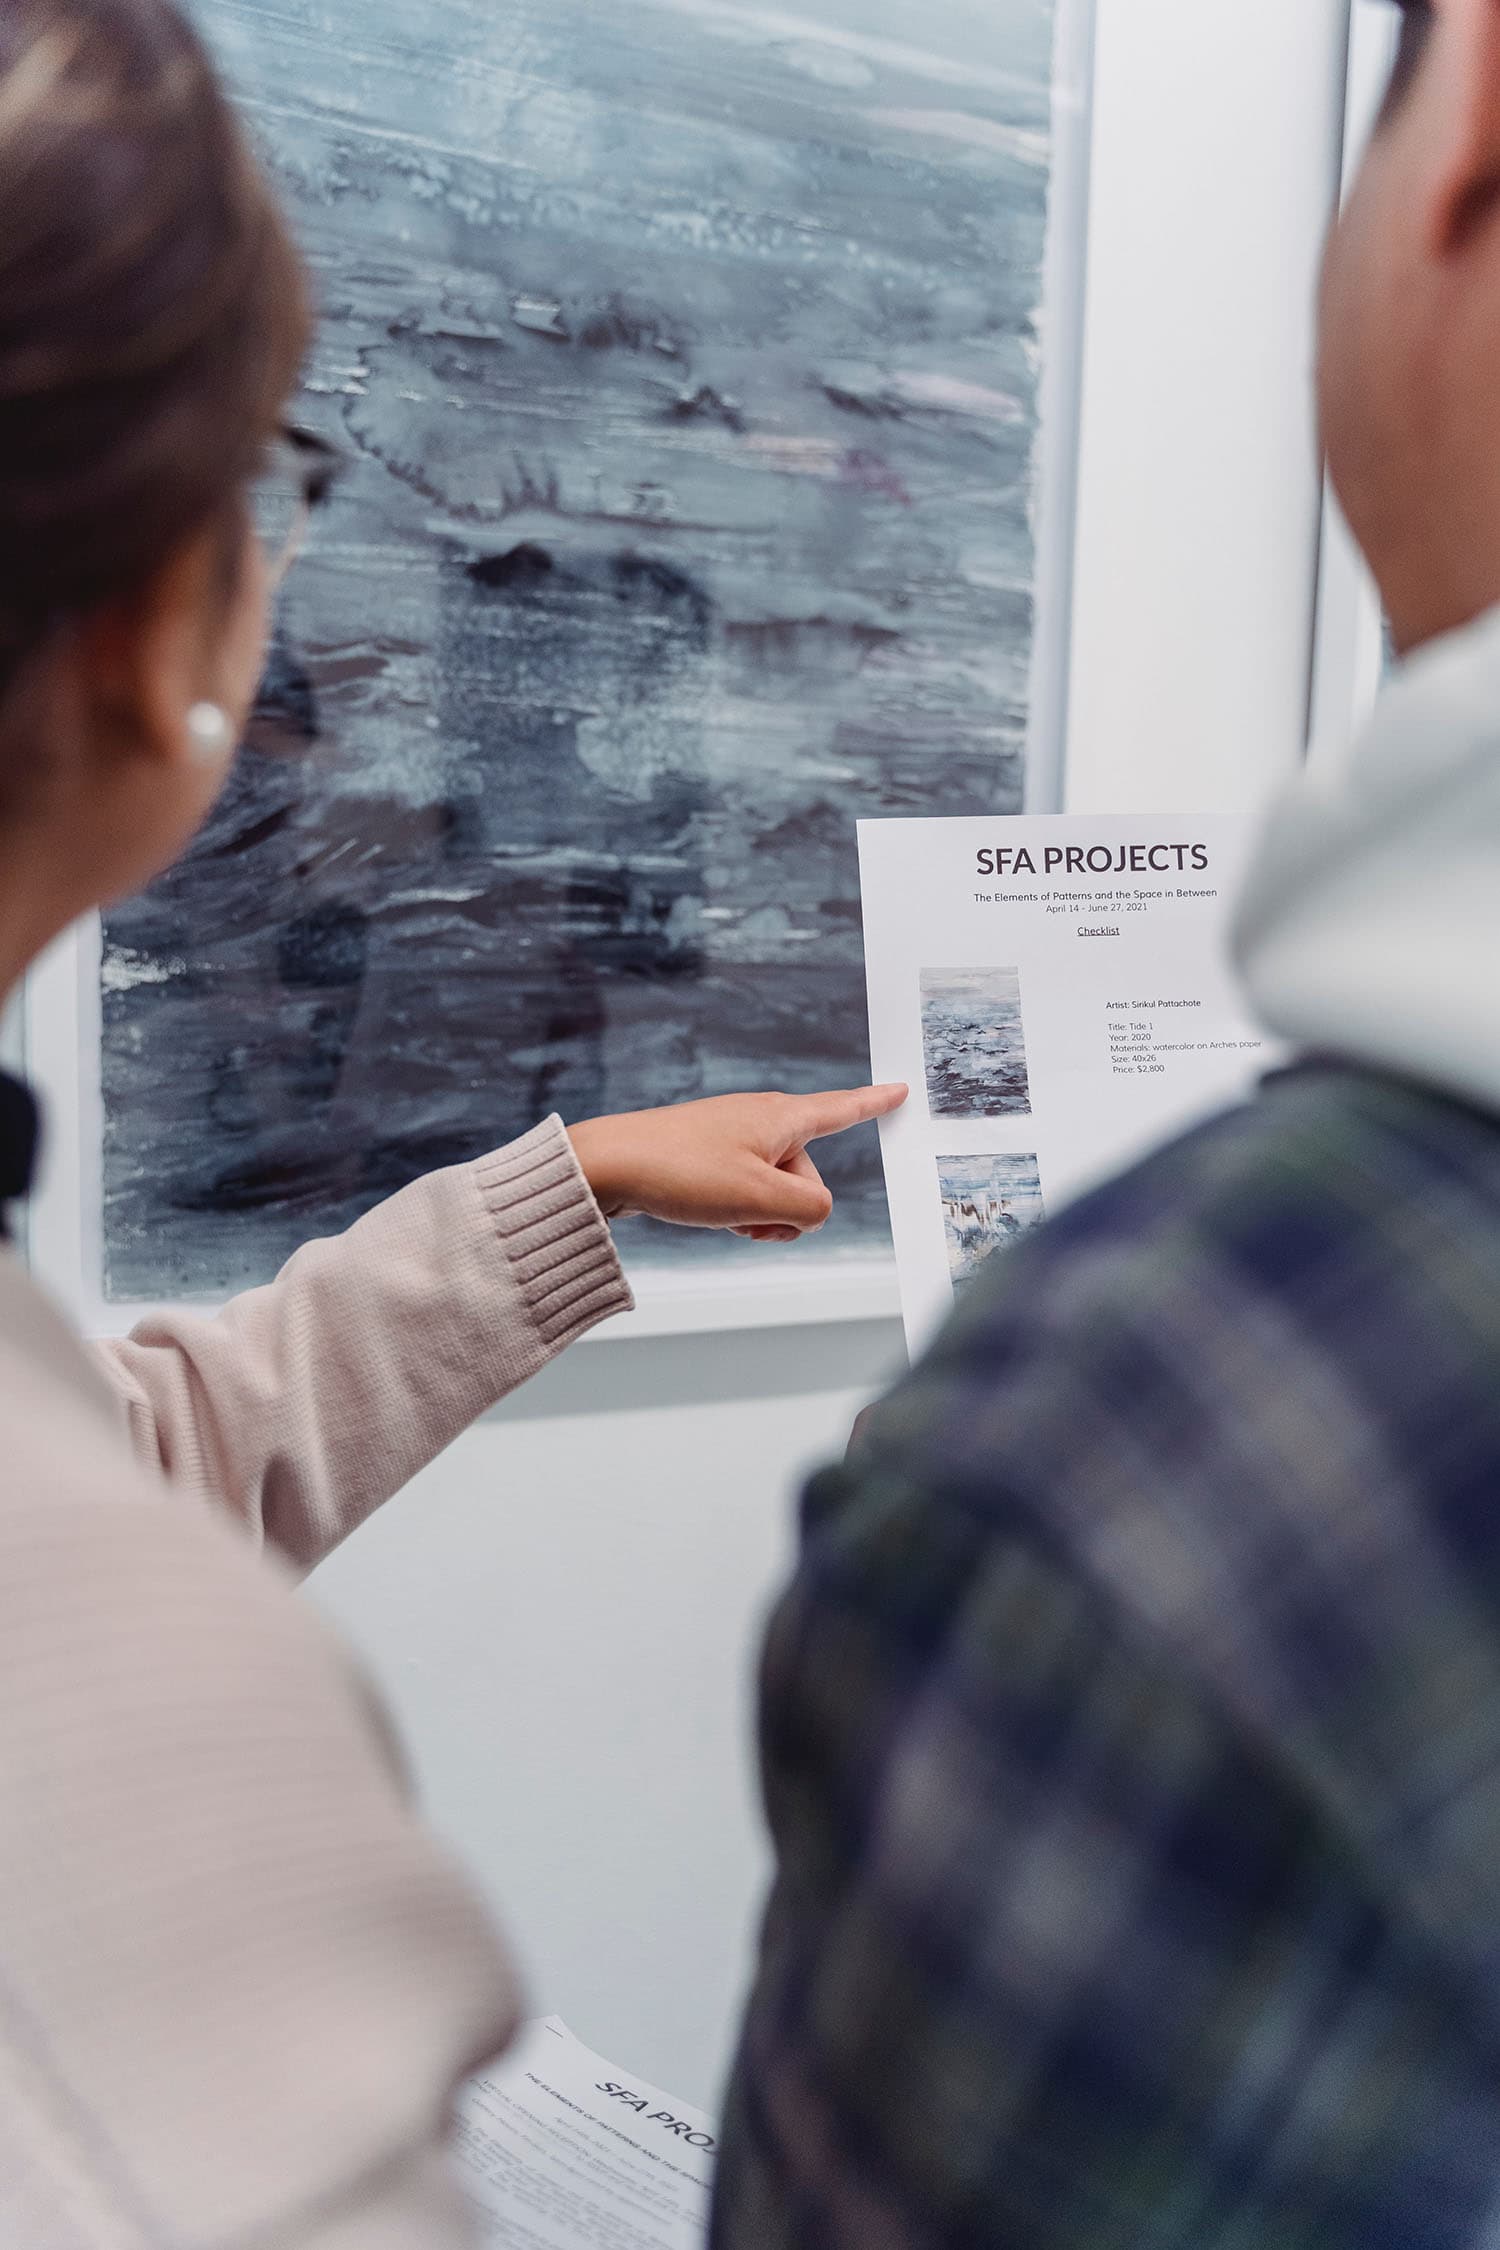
1234, 602, 1500, 1116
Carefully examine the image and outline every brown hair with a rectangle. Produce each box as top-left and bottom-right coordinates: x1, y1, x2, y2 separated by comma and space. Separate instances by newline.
0, 0, 309, 707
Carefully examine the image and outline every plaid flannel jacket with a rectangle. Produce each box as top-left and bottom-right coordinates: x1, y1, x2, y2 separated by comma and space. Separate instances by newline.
711, 1062, 1500, 2249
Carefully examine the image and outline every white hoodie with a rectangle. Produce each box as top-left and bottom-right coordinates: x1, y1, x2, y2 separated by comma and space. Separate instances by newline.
1234, 604, 1500, 1114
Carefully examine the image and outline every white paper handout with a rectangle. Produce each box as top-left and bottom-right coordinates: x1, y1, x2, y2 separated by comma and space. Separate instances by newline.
860, 813, 1274, 1357
454, 2018, 715, 2250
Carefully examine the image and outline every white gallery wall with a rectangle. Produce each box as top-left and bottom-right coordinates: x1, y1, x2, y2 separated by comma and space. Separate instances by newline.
308, 0, 1355, 2112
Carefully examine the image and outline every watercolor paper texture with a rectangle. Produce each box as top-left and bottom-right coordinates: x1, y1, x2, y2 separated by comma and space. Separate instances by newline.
921, 966, 1031, 1118
938, 1152, 1044, 1287
98, 0, 1061, 1300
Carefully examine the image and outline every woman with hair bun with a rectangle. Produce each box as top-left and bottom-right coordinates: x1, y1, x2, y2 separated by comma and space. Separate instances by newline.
0, 4, 902, 2240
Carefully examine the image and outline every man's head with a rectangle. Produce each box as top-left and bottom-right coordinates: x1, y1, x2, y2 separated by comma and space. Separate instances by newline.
1321, 0, 1500, 653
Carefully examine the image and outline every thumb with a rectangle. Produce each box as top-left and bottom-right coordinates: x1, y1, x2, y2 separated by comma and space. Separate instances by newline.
750, 1147, 834, 1233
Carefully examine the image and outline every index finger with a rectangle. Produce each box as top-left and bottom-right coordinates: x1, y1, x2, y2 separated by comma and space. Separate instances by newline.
785, 1083, 909, 1144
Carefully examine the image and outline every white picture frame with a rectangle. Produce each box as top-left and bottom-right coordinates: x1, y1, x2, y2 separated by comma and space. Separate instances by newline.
21, 0, 1098, 1346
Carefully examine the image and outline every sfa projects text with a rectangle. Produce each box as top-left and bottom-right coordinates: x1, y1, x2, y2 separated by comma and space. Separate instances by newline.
976, 842, 1213, 878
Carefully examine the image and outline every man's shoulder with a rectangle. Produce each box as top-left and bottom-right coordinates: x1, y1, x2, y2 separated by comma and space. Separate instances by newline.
865, 1062, 1500, 1708
823, 1068, 1500, 1953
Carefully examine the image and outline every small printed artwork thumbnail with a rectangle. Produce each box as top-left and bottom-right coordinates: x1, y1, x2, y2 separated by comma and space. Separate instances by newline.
920, 966, 1031, 1119
939, 1153, 1046, 1291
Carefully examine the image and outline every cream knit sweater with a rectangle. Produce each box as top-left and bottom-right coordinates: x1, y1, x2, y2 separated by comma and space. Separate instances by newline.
0, 1115, 633, 2249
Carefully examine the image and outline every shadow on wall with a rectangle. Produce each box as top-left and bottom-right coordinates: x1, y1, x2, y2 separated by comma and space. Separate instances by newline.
488, 1317, 906, 1424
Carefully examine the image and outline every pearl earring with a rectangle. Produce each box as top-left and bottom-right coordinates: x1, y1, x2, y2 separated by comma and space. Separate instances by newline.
186, 702, 232, 763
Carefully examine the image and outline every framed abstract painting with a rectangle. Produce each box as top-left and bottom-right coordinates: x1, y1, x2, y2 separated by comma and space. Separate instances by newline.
26, 0, 1096, 1339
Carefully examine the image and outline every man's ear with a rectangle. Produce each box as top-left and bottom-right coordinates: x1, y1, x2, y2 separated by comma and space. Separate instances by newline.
1428, 0, 1500, 256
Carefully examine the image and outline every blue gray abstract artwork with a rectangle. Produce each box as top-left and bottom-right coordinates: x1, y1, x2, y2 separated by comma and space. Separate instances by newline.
938, 1152, 1045, 1288
99, 0, 1060, 1299
921, 965, 1031, 1118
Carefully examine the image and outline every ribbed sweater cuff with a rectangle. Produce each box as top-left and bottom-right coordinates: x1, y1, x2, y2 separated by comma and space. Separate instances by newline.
471, 1115, 634, 1350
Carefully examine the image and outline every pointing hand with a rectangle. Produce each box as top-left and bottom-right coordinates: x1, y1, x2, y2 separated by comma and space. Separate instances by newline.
568, 1085, 909, 1243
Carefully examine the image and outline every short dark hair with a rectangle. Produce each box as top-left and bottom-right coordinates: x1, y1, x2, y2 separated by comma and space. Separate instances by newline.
1383, 0, 1435, 119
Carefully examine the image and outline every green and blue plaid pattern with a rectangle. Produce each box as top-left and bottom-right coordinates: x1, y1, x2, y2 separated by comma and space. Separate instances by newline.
712, 1064, 1500, 2248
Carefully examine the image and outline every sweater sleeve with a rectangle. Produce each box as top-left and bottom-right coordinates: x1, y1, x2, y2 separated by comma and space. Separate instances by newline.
95, 1115, 632, 1571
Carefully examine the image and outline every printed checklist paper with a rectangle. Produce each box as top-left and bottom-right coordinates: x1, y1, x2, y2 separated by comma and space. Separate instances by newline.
455, 2018, 715, 2250
860, 814, 1276, 1357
